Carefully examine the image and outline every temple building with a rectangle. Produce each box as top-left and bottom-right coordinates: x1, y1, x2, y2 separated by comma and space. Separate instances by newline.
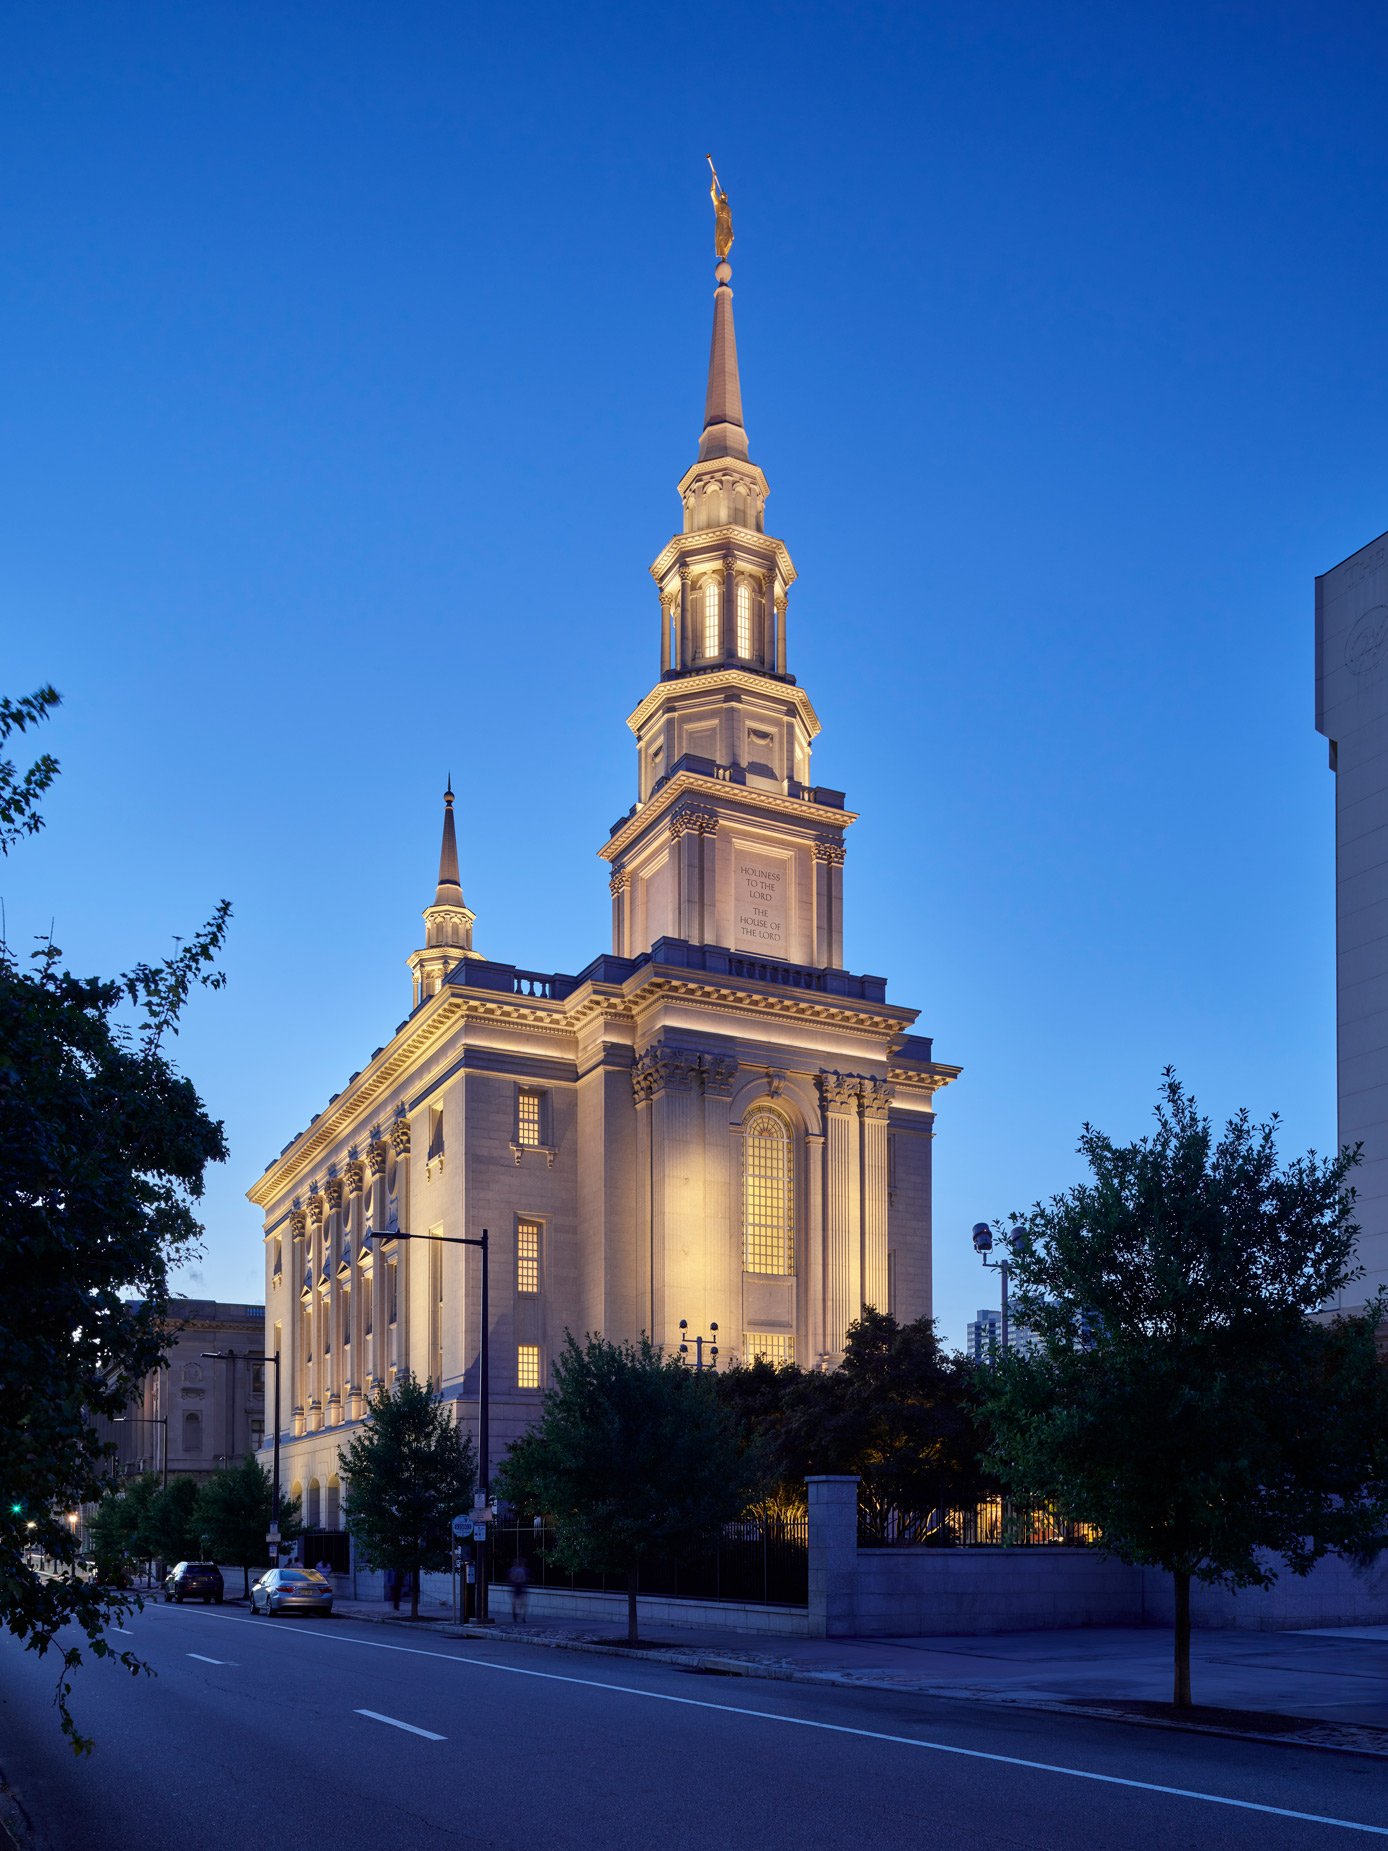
248, 218, 958, 1512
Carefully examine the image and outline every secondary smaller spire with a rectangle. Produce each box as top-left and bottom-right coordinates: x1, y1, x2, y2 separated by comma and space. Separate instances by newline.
433, 778, 464, 909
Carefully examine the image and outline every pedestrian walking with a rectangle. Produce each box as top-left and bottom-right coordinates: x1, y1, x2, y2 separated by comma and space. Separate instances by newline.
507, 1556, 529, 1624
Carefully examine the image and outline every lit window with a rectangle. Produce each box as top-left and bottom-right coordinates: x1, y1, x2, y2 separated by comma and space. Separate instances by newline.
743, 1109, 794, 1275
250, 1418, 265, 1449
517, 1344, 541, 1390
736, 582, 751, 657
743, 1331, 795, 1366
517, 1220, 540, 1295
517, 1089, 542, 1147
703, 579, 720, 656
387, 1262, 398, 1325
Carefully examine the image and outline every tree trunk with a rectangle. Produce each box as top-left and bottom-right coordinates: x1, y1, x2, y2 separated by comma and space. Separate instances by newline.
1172, 1569, 1192, 1708
626, 1562, 639, 1645
410, 1565, 420, 1620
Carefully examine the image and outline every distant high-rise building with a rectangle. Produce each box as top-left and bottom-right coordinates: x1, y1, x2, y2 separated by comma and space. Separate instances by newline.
1315, 529, 1388, 1312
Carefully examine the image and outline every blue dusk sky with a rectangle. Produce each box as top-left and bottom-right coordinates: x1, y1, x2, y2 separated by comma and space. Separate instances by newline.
3, 3, 1386, 1351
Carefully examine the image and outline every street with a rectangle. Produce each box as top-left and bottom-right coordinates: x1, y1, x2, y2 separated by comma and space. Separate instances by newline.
1, 1603, 1386, 1849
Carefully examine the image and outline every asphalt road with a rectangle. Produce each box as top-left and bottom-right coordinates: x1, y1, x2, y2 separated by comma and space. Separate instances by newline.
2, 1601, 1387, 1850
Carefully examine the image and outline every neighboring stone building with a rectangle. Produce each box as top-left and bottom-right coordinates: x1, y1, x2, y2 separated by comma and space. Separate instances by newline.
1315, 527, 1388, 1311
248, 231, 958, 1523
96, 1300, 266, 1482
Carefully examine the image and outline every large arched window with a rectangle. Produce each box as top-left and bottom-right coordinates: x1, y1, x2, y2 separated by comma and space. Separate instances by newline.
703, 578, 720, 657
743, 1109, 794, 1275
736, 582, 752, 658
182, 1410, 202, 1456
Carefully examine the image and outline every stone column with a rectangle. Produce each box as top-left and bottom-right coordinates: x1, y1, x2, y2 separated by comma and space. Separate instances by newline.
819, 1073, 862, 1358
775, 593, 788, 676
723, 553, 736, 662
677, 566, 690, 671
806, 1474, 859, 1638
804, 1130, 825, 1366
671, 806, 717, 944
813, 837, 846, 968
859, 1081, 893, 1315
288, 1208, 307, 1427
610, 865, 629, 959
660, 589, 671, 675
700, 1054, 739, 1343
633, 1046, 704, 1347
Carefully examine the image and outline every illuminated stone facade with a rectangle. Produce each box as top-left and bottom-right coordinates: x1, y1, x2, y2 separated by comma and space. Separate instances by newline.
248, 242, 958, 1508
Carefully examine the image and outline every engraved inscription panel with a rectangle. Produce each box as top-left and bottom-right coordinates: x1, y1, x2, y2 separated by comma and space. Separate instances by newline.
734, 852, 787, 951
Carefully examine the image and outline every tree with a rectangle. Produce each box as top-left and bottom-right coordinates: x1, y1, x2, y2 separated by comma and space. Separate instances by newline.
195, 1456, 302, 1597
339, 1375, 475, 1619
144, 1478, 202, 1573
496, 1333, 757, 1644
0, 688, 230, 1749
779, 1311, 994, 1540
88, 1474, 162, 1586
983, 1072, 1388, 1708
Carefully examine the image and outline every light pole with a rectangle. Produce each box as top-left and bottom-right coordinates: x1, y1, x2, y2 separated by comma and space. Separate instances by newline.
367, 1227, 490, 1621
971, 1222, 1009, 1357
677, 1320, 719, 1372
205, 1348, 282, 1558
114, 1413, 169, 1489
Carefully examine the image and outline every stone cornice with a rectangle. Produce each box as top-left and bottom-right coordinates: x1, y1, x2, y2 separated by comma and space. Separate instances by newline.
887, 1060, 962, 1098
649, 523, 795, 591
624, 670, 820, 744
622, 968, 918, 1040
601, 770, 854, 864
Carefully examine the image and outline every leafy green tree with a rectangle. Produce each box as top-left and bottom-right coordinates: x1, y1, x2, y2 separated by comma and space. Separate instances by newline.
984, 1072, 1388, 1707
0, 689, 230, 1749
195, 1456, 302, 1597
145, 1478, 202, 1575
497, 1333, 756, 1644
780, 1311, 994, 1539
339, 1375, 475, 1619
88, 1475, 161, 1585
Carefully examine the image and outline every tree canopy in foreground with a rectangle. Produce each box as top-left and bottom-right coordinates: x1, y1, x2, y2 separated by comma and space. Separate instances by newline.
339, 1374, 475, 1619
497, 1332, 756, 1643
983, 1071, 1388, 1707
0, 687, 230, 1749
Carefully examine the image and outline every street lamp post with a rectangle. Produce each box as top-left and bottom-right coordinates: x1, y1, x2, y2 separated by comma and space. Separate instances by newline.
368, 1227, 490, 1621
971, 1222, 1009, 1357
113, 1413, 169, 1489
677, 1320, 719, 1372
204, 1348, 282, 1556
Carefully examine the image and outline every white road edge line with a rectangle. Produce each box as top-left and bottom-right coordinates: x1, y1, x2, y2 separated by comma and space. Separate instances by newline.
354, 1708, 445, 1741
208, 1616, 1388, 1838
187, 1653, 236, 1666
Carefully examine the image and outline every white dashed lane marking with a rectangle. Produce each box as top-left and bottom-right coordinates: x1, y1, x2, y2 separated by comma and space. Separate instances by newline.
354, 1709, 445, 1741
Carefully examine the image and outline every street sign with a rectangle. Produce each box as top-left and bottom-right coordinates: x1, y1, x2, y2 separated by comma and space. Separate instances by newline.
266, 1523, 280, 1542
470, 1523, 486, 1542
451, 1513, 471, 1540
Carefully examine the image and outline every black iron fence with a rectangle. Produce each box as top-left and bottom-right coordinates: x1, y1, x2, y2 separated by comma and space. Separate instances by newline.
491, 1515, 809, 1608
858, 1499, 1098, 1548
299, 1528, 352, 1575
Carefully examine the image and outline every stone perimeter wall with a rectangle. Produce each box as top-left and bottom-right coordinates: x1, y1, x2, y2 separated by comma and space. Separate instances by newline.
807, 1476, 1388, 1639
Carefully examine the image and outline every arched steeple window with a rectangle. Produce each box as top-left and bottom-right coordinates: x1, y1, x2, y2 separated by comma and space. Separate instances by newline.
743, 1108, 794, 1275
703, 578, 721, 658
736, 582, 752, 659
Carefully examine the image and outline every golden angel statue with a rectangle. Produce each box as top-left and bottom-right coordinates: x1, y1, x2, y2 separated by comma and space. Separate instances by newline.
706, 155, 734, 259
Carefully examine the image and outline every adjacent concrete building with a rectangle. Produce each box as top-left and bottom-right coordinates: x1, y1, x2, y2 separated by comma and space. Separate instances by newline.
95, 1300, 267, 1483
248, 232, 958, 1523
1315, 527, 1388, 1309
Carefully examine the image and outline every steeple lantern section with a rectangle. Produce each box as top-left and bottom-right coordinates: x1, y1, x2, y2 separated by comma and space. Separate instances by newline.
603, 231, 854, 971
409, 781, 481, 1006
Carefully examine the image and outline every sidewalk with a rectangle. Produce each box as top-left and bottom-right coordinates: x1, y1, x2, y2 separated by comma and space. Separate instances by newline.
327, 1594, 1388, 1756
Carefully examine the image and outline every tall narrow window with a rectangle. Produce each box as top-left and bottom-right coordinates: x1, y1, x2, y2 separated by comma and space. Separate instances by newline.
736, 582, 751, 658
743, 1108, 795, 1275
516, 1089, 543, 1148
516, 1219, 541, 1295
517, 1344, 542, 1390
743, 1331, 795, 1365
703, 578, 720, 656
183, 1410, 202, 1456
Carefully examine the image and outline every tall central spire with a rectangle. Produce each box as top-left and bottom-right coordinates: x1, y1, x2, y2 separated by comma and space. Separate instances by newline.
699, 258, 748, 463
409, 779, 478, 1005
434, 776, 464, 908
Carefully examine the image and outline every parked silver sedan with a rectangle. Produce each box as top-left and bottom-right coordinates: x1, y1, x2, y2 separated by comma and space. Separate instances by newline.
250, 1567, 334, 1617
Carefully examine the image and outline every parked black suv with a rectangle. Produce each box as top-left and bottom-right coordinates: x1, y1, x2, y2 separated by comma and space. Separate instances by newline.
164, 1561, 224, 1604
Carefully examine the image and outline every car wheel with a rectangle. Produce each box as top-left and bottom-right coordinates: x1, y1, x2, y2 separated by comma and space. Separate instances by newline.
214, 1595, 223, 1605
